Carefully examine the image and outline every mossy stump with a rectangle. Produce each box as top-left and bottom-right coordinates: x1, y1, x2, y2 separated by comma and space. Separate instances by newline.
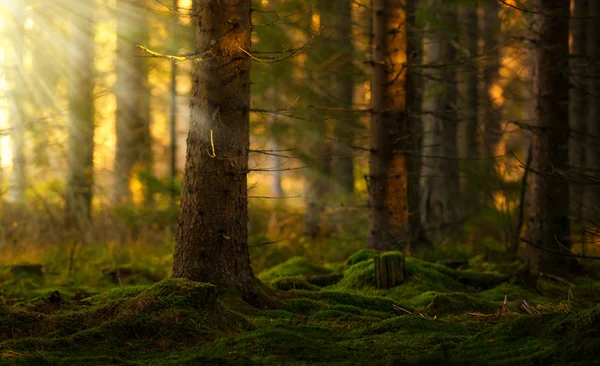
375, 252, 406, 289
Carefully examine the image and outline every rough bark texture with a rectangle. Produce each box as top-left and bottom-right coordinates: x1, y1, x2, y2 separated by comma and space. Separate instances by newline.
584, 1, 600, 217
330, 0, 355, 196
114, 0, 153, 204
367, 0, 410, 252
405, 0, 425, 244
568, 0, 587, 221
420, 1, 460, 244
525, 0, 572, 273
458, 3, 479, 205
172, 0, 257, 298
7, 0, 26, 203
65, 5, 95, 225
375, 252, 406, 289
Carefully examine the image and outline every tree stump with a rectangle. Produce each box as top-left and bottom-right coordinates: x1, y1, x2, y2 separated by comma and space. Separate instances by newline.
375, 252, 406, 289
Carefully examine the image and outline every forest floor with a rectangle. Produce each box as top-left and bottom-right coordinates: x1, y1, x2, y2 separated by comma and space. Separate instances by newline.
1, 249, 599, 365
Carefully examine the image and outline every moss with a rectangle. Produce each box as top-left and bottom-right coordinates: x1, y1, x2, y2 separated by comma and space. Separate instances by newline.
3, 253, 600, 365
270, 277, 320, 291
258, 257, 331, 282
413, 292, 500, 315
346, 249, 379, 266
335, 259, 376, 289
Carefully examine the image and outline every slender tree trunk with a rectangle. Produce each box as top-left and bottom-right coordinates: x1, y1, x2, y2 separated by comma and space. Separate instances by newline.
114, 0, 152, 204
367, 0, 409, 252
303, 0, 332, 239
525, 0, 572, 272
266, 87, 284, 199
169, 0, 179, 204
172, 0, 257, 298
457, 2, 479, 206
569, 0, 587, 221
7, 0, 26, 203
420, 1, 460, 243
330, 0, 355, 196
585, 1, 600, 217
480, 1, 502, 160
406, 0, 425, 244
65, 4, 95, 225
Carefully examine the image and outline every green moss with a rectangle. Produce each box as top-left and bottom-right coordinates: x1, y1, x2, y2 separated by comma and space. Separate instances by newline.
2, 253, 600, 365
258, 257, 331, 282
346, 249, 379, 266
411, 292, 499, 315
270, 277, 320, 291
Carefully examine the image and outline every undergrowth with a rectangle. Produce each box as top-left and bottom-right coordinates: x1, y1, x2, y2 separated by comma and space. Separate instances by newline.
1, 249, 599, 365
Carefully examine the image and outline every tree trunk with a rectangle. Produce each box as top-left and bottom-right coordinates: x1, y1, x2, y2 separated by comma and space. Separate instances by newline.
114, 0, 153, 204
65, 5, 95, 225
525, 0, 572, 273
480, 1, 502, 161
303, 0, 333, 239
330, 0, 355, 196
585, 1, 600, 218
169, 0, 179, 205
367, 0, 410, 252
569, 0, 587, 222
420, 1, 460, 244
457, 2, 479, 206
7, 0, 26, 203
405, 0, 425, 244
172, 0, 257, 298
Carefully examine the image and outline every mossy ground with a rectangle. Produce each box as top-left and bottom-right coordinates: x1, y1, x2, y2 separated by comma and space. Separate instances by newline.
1, 251, 600, 365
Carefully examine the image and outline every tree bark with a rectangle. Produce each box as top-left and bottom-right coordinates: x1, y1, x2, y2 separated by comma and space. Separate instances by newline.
367, 0, 410, 252
169, 0, 179, 205
65, 4, 95, 225
330, 0, 355, 196
457, 1, 479, 206
7, 0, 26, 203
480, 1, 502, 161
172, 0, 257, 298
584, 1, 600, 217
303, 0, 333, 239
569, 0, 587, 221
405, 0, 425, 244
525, 0, 572, 273
420, 0, 460, 244
114, 0, 153, 204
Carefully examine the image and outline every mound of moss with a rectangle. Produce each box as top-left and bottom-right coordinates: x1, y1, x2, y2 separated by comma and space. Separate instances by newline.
0, 279, 252, 363
258, 257, 331, 281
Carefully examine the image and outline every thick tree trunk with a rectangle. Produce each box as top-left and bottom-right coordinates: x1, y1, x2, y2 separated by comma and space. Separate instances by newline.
405, 0, 425, 244
367, 0, 410, 252
330, 0, 355, 196
568, 0, 587, 221
457, 2, 479, 206
525, 0, 572, 273
114, 0, 153, 204
65, 5, 95, 225
7, 0, 26, 203
585, 1, 600, 217
172, 0, 257, 298
420, 1, 460, 244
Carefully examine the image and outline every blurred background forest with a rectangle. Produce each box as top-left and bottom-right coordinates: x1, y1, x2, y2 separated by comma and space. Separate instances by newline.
0, 0, 597, 283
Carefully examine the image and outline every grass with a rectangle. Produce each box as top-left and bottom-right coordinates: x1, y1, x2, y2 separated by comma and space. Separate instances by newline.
1, 249, 600, 365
